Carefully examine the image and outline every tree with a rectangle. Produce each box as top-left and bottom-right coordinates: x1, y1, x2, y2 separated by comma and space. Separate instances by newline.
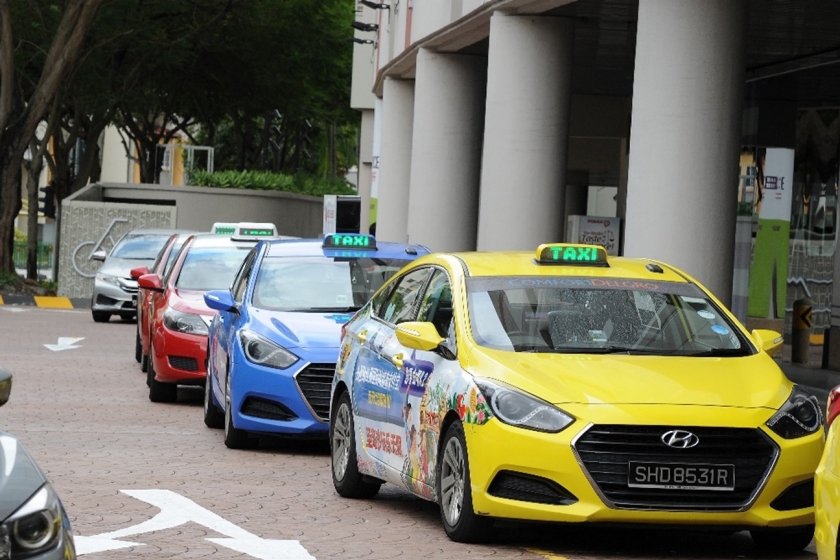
0, 0, 104, 273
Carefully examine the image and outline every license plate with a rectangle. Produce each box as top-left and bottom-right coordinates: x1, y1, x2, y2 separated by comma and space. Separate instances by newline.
628, 462, 735, 491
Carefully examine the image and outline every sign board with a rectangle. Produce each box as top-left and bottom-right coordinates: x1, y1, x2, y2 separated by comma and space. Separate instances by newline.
566, 216, 621, 256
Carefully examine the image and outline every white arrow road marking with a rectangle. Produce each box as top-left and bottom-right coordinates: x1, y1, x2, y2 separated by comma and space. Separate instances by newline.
75, 489, 315, 559
44, 337, 84, 351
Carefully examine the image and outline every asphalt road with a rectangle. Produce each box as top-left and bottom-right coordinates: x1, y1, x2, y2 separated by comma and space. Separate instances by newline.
0, 305, 819, 559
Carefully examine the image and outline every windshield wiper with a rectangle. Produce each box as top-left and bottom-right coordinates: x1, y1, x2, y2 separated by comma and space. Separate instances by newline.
299, 306, 362, 313
679, 348, 749, 357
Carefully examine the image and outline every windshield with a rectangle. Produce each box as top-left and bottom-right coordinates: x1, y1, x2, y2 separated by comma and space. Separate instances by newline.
175, 247, 250, 291
111, 234, 170, 260
467, 276, 753, 356
253, 255, 413, 312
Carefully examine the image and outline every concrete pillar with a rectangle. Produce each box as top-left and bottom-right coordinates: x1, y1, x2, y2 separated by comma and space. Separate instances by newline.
357, 109, 375, 234
376, 78, 415, 243
624, 0, 747, 305
477, 13, 574, 250
406, 49, 486, 251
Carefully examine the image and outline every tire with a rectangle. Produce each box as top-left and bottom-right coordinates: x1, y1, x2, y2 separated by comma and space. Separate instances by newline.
331, 390, 381, 499
120, 312, 136, 322
203, 370, 224, 429
135, 330, 142, 363
148, 352, 177, 403
92, 311, 110, 323
223, 368, 256, 449
750, 525, 814, 551
437, 421, 493, 543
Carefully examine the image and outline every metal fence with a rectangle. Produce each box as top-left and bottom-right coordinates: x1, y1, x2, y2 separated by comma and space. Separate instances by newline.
13, 242, 53, 269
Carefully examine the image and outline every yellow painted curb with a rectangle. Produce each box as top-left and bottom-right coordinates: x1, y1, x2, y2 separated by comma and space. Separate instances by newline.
525, 549, 571, 560
811, 333, 825, 345
0, 295, 3, 305
34, 296, 73, 309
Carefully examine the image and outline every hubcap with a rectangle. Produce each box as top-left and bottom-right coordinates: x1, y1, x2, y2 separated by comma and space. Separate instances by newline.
441, 436, 466, 526
332, 402, 351, 481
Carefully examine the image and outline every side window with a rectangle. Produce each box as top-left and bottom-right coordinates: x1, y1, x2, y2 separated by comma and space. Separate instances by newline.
417, 270, 453, 338
232, 250, 257, 303
380, 267, 432, 325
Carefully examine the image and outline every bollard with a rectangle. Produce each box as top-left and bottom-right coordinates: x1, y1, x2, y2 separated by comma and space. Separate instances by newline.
792, 297, 813, 364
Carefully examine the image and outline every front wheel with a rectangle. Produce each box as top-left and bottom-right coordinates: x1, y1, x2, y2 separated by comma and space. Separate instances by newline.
135, 330, 142, 363
92, 311, 110, 323
437, 421, 492, 543
750, 525, 814, 551
331, 390, 380, 499
223, 369, 256, 449
203, 370, 224, 429
148, 349, 177, 403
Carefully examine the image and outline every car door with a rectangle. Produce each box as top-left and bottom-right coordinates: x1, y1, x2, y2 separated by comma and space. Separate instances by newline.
213, 249, 257, 405
351, 266, 432, 485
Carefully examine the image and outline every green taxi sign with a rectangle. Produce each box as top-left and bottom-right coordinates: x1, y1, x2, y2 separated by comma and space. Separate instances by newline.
323, 233, 377, 250
536, 243, 609, 266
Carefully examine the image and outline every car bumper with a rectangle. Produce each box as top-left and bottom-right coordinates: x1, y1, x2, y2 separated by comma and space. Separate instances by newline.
229, 348, 334, 436
151, 329, 207, 384
815, 427, 839, 560
91, 280, 137, 314
466, 405, 822, 530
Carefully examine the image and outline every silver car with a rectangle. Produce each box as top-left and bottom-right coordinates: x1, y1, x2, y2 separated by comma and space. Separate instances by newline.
91, 229, 188, 323
0, 368, 76, 559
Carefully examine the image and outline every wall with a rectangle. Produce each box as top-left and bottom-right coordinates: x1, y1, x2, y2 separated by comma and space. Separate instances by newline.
58, 182, 324, 299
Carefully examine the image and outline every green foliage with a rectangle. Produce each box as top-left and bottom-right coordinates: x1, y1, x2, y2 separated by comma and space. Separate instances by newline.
190, 170, 357, 197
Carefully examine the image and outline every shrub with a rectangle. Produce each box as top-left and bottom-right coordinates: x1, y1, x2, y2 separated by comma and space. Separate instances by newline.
190, 170, 357, 197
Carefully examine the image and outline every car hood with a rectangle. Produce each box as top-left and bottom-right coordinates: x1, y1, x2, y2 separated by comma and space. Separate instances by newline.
98, 257, 155, 278
171, 289, 214, 315
250, 309, 353, 350
468, 348, 792, 410
0, 431, 47, 521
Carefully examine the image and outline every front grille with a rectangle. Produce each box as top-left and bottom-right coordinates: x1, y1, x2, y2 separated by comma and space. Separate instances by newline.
168, 356, 198, 371
241, 397, 298, 421
295, 363, 334, 421
573, 425, 778, 511
488, 471, 577, 505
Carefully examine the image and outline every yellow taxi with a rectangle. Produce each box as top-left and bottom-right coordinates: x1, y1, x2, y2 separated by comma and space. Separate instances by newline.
329, 244, 824, 547
816, 385, 840, 559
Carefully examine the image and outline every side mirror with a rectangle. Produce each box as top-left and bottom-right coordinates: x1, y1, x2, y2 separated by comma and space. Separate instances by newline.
0, 368, 12, 407
91, 250, 107, 262
204, 290, 236, 313
137, 273, 164, 292
395, 321, 445, 352
130, 266, 149, 280
752, 329, 784, 357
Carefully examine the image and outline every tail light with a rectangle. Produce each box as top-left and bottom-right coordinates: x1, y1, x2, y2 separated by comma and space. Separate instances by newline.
827, 386, 840, 429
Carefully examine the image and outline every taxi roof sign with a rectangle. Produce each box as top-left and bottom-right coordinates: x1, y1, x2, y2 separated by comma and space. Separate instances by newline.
536, 243, 609, 266
322, 233, 377, 250
212, 222, 278, 240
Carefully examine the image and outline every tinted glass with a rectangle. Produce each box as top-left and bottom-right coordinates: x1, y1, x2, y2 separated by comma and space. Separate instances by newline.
380, 267, 432, 325
416, 270, 453, 338
466, 276, 752, 356
175, 247, 251, 291
252, 256, 414, 312
111, 234, 170, 259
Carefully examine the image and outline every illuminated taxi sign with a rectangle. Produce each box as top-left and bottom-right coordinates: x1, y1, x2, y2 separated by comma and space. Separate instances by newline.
323, 233, 377, 250
212, 223, 236, 235
238, 227, 274, 237
536, 243, 609, 266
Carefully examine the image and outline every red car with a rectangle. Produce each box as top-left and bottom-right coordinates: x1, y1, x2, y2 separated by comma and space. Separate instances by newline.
131, 232, 196, 373
138, 230, 274, 402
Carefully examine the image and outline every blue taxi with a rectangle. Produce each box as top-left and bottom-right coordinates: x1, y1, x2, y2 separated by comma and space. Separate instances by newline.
203, 234, 430, 448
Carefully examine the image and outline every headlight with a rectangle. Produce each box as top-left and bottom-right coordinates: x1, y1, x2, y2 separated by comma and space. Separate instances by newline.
95, 273, 121, 286
766, 386, 823, 439
163, 308, 209, 335
239, 329, 299, 369
475, 378, 574, 433
5, 484, 62, 554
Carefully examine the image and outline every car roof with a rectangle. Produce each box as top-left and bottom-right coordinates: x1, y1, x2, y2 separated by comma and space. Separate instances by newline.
419, 251, 692, 284
264, 238, 430, 259
186, 233, 264, 249
124, 228, 195, 236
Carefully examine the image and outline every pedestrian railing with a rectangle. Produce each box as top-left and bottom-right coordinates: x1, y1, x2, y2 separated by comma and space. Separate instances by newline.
13, 241, 53, 269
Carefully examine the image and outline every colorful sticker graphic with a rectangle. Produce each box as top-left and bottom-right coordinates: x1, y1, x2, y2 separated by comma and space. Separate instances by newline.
447, 385, 491, 426
697, 310, 716, 320
711, 325, 730, 335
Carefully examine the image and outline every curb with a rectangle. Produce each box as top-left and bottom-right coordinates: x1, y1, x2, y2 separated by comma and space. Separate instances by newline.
0, 294, 89, 309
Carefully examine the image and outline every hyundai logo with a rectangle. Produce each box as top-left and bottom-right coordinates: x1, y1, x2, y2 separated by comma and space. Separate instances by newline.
661, 429, 700, 449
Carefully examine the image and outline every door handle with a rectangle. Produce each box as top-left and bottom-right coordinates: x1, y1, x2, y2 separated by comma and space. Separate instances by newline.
389, 352, 404, 370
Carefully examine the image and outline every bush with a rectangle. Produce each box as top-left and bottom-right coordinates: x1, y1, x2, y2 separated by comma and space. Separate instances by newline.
190, 170, 357, 197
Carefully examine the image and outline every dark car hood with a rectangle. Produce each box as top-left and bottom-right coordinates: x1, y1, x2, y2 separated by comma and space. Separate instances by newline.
0, 431, 47, 521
